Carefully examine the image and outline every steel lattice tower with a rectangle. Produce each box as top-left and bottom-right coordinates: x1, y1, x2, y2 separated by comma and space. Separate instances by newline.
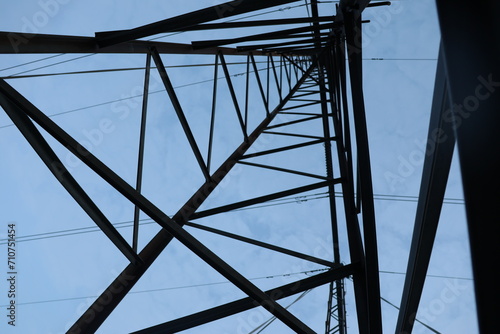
0, 1, 498, 333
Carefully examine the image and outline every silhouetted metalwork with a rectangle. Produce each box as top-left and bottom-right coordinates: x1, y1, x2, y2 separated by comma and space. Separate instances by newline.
397, 2, 500, 334
1, 0, 494, 333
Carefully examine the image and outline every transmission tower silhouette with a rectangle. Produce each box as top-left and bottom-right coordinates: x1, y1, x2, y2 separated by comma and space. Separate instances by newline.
0, 1, 498, 333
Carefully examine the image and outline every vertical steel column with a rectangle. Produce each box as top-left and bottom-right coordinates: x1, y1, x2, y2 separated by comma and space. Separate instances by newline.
326, 40, 370, 333
344, 8, 383, 334
309, 1, 347, 332
435, 2, 500, 333
395, 45, 455, 334
244, 55, 250, 133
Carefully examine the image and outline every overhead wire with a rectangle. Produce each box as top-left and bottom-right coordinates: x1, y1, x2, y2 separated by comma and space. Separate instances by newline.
0, 191, 465, 246
0, 268, 326, 307
0, 55, 442, 130
0, 5, 316, 129
6, 53, 97, 77
380, 270, 472, 281
348, 275, 447, 334
0, 2, 420, 79
0, 53, 66, 73
0, 2, 436, 131
0, 61, 269, 80
1, 266, 471, 325
0, 63, 271, 129
0, 263, 471, 307
0, 3, 306, 78
0, 58, 436, 80
0, 0, 419, 86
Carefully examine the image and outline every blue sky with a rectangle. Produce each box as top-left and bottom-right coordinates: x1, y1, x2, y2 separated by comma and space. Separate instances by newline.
0, 1, 477, 333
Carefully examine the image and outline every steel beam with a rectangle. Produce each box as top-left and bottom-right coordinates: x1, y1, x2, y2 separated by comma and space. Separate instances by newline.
237, 160, 335, 181
236, 36, 330, 52
191, 23, 336, 49
244, 56, 250, 133
264, 114, 322, 130
177, 16, 336, 31
239, 138, 325, 159
185, 222, 335, 267
282, 54, 322, 85
334, 35, 356, 219
344, 8, 383, 334
310, 1, 347, 332
324, 43, 371, 334
150, 47, 211, 181
57, 64, 313, 333
207, 54, 219, 173
0, 2, 402, 332
435, 2, 500, 333
264, 45, 326, 55
191, 180, 332, 220
285, 56, 294, 91
281, 102, 323, 111
131, 264, 357, 334
95, 0, 300, 47
0, 32, 269, 55
337, 0, 372, 22
219, 53, 248, 139
395, 44, 455, 334
262, 130, 326, 140
0, 62, 313, 333
0, 84, 140, 265
249, 53, 269, 114
269, 56, 283, 101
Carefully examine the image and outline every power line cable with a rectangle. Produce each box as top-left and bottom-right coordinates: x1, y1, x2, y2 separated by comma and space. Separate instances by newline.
0, 61, 268, 80
0, 3, 305, 77
0, 64, 270, 129
0, 53, 66, 73
0, 268, 326, 307
6, 53, 96, 77
0, 1, 413, 78
0, 58, 436, 81
0, 192, 465, 245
